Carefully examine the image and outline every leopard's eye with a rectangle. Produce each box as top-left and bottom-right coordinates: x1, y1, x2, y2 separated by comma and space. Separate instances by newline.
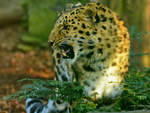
59, 43, 74, 59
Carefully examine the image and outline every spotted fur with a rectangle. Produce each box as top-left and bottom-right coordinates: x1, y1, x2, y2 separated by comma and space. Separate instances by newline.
26, 2, 130, 113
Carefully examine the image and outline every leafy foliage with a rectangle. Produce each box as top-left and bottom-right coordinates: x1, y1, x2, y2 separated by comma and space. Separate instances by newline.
97, 68, 150, 112
4, 68, 150, 112
129, 26, 147, 41
19, 0, 57, 51
128, 26, 150, 58
4, 79, 83, 101
4, 79, 96, 113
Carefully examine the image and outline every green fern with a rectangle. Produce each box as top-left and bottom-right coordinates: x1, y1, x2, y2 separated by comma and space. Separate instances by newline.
4, 68, 150, 112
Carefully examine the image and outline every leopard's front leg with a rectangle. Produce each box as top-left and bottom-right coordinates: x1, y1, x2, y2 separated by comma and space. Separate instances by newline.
26, 98, 70, 113
26, 55, 74, 113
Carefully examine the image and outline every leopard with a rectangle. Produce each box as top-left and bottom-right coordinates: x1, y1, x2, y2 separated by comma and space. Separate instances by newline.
26, 2, 130, 113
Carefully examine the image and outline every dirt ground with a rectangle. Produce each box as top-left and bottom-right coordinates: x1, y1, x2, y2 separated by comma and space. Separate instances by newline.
0, 24, 54, 113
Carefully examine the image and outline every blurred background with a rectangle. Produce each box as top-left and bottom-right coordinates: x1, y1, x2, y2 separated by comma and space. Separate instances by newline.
0, 0, 150, 112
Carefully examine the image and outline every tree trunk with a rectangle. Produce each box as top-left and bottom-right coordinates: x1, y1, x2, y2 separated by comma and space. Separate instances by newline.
142, 0, 150, 67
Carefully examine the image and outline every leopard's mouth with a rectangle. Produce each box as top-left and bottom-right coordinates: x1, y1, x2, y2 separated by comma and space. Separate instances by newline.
59, 43, 74, 59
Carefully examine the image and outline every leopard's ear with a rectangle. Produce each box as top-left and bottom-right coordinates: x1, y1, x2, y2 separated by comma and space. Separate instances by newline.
82, 3, 107, 24
84, 9, 95, 17
82, 4, 97, 23
83, 9, 99, 24
65, 2, 82, 12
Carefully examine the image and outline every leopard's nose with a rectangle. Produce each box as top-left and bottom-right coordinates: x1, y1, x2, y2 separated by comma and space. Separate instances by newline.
59, 43, 75, 59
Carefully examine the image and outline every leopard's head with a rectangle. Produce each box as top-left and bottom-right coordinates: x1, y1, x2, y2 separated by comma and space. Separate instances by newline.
48, 35, 83, 65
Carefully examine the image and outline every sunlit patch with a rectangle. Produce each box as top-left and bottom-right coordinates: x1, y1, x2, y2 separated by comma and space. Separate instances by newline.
94, 75, 121, 98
